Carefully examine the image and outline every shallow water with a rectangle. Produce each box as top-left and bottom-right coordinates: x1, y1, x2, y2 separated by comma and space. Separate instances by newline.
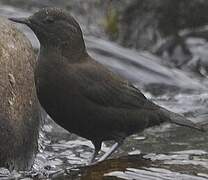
0, 3, 208, 180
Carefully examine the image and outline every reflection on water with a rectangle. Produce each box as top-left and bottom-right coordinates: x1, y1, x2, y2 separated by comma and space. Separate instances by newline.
0, 3, 208, 180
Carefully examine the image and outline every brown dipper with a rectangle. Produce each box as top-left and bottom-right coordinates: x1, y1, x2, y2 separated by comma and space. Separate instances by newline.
9, 8, 205, 164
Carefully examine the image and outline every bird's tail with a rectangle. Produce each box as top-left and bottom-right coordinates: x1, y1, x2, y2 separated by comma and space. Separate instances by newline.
160, 107, 205, 132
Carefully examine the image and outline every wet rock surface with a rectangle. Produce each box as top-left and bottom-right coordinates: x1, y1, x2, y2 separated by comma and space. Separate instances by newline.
0, 17, 40, 170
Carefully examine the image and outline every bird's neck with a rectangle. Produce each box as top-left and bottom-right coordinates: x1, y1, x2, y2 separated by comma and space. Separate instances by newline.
39, 44, 87, 63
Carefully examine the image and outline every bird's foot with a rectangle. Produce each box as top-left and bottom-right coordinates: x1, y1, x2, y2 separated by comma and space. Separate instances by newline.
97, 142, 120, 162
88, 142, 121, 166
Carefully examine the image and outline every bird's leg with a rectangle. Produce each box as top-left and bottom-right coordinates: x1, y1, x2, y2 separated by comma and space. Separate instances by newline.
89, 141, 102, 164
97, 140, 123, 162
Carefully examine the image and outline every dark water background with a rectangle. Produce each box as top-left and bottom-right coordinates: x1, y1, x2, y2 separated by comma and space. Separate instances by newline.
0, 1, 208, 180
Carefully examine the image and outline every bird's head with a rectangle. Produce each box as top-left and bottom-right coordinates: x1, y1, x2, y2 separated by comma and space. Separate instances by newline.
9, 8, 86, 57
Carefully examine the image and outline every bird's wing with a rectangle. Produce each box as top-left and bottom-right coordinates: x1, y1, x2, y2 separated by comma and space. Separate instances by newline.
73, 59, 157, 110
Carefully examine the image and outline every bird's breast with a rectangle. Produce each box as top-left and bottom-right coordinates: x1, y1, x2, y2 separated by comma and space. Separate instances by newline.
35, 60, 94, 135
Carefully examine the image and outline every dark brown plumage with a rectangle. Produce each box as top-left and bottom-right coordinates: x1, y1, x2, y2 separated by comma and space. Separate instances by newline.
9, 8, 204, 163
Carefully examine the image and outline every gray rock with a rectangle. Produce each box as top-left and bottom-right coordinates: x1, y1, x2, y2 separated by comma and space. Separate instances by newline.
0, 17, 40, 170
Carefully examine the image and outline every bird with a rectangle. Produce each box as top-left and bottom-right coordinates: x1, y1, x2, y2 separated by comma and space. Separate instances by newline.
9, 7, 205, 164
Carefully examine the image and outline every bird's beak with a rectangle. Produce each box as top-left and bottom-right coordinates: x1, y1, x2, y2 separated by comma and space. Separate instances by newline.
9, 17, 31, 26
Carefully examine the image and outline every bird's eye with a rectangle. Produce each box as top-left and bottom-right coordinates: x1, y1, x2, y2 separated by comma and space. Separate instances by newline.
44, 16, 54, 23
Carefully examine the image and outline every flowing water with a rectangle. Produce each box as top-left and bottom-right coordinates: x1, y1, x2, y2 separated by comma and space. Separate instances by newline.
0, 3, 208, 180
